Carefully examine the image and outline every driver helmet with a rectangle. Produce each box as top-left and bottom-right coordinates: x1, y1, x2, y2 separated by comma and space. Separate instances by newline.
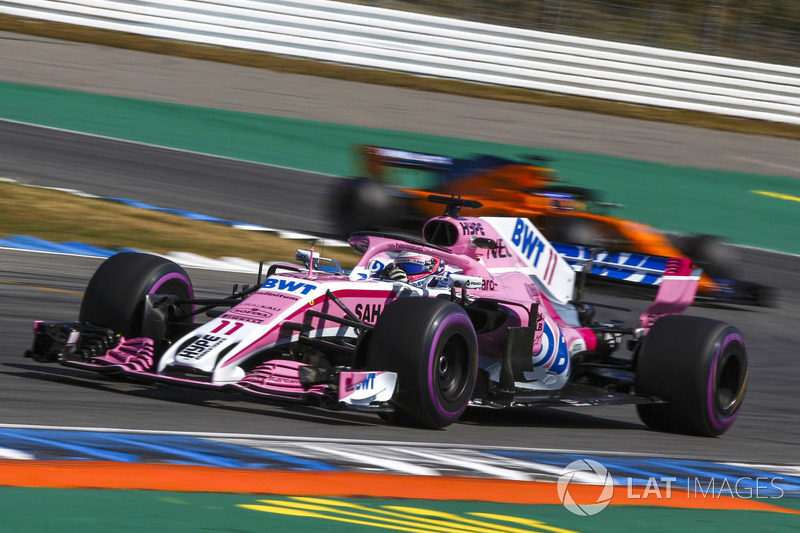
394, 251, 445, 287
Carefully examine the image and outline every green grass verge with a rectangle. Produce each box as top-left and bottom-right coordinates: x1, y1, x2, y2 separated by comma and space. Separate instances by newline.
0, 182, 360, 267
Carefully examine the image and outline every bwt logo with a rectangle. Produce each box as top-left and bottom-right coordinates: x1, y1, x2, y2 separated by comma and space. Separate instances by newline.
352, 373, 376, 391
511, 219, 545, 266
262, 278, 317, 295
557, 459, 614, 516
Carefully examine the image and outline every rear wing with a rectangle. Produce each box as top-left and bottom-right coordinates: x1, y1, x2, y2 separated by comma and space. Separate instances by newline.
360, 145, 455, 181
555, 243, 768, 306
359, 145, 557, 185
555, 243, 668, 287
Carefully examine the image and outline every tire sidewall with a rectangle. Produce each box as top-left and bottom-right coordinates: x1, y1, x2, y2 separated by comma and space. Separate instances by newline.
636, 315, 748, 436
703, 329, 747, 434
421, 309, 477, 421
368, 297, 478, 428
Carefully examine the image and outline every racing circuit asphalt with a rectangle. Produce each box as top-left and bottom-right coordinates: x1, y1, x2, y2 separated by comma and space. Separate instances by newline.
1, 32, 800, 463
1, 128, 799, 463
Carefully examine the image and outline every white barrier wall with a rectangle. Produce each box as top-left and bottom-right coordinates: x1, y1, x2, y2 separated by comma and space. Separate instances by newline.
2, 0, 800, 125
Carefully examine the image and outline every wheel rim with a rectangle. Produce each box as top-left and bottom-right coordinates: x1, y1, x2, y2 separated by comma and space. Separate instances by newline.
154, 278, 195, 322
437, 335, 469, 401
715, 352, 745, 414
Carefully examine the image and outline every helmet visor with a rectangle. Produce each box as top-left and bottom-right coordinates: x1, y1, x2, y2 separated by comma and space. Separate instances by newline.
398, 262, 431, 275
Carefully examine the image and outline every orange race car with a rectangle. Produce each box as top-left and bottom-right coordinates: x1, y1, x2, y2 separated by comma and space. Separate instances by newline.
329, 145, 768, 305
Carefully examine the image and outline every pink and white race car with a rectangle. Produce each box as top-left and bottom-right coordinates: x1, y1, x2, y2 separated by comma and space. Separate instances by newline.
26, 196, 748, 436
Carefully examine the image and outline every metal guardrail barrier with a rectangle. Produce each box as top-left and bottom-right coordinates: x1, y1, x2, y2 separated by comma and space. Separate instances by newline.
2, 0, 799, 124
369, 0, 800, 68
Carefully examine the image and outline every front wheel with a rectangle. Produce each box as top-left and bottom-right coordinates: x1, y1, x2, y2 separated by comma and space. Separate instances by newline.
79, 252, 194, 344
635, 315, 748, 437
366, 297, 478, 429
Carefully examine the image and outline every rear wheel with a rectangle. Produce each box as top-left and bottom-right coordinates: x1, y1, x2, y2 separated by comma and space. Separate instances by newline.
635, 315, 747, 437
674, 234, 739, 279
79, 252, 194, 342
367, 297, 478, 428
330, 178, 400, 237
544, 216, 604, 247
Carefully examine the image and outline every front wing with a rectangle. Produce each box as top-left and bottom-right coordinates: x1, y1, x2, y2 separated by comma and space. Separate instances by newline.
25, 321, 396, 412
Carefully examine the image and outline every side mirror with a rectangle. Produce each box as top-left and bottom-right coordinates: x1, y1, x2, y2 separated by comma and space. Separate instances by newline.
296, 249, 320, 263
471, 237, 498, 250
296, 249, 343, 274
